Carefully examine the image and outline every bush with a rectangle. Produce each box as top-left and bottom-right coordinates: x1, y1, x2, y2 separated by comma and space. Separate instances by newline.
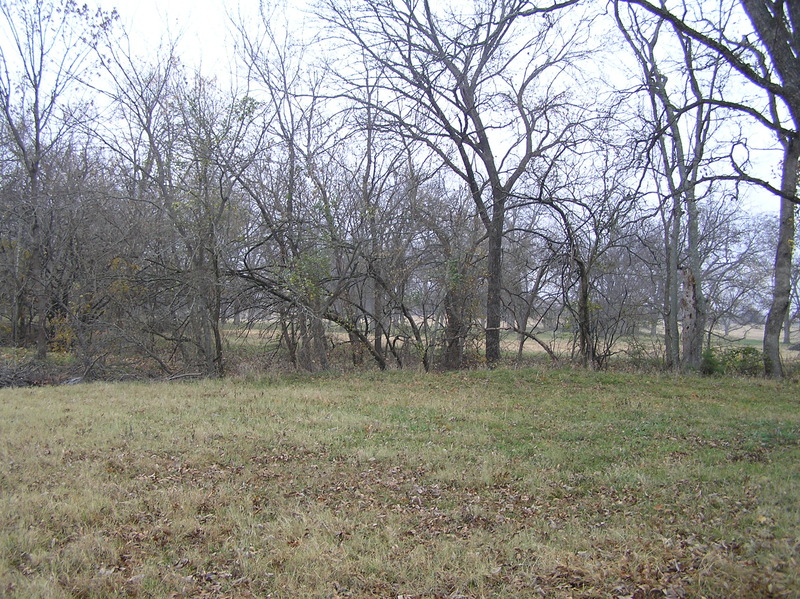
701, 347, 722, 376
702, 346, 763, 377
720, 346, 763, 377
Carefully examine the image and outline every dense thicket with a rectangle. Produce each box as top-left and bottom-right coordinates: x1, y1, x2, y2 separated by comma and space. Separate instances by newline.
0, 0, 797, 379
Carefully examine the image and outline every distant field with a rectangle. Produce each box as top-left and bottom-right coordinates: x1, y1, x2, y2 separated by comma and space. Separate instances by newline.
222, 322, 800, 369
1, 369, 798, 598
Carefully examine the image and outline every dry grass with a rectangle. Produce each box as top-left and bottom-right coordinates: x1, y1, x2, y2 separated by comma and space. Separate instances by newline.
1, 369, 798, 598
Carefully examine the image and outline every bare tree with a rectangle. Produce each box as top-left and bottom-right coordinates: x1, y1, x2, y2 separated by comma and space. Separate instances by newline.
533, 143, 646, 369
615, 1, 733, 371
318, 0, 583, 365
503, 214, 562, 365
701, 206, 771, 342
232, 11, 344, 371
95, 34, 248, 376
0, 0, 114, 358
617, 0, 800, 376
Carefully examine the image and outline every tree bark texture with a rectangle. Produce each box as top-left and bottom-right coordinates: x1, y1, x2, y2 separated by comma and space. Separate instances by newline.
764, 139, 799, 378
485, 213, 505, 365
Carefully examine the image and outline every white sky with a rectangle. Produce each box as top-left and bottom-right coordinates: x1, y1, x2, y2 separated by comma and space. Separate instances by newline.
93, 0, 781, 215
0, 0, 780, 214
95, 0, 253, 76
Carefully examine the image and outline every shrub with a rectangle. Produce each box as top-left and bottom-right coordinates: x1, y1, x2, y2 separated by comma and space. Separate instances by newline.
702, 346, 763, 377
701, 347, 722, 376
719, 346, 763, 377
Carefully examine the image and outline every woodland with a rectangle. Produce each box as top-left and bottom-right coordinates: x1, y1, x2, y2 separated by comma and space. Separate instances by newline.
1, 0, 799, 381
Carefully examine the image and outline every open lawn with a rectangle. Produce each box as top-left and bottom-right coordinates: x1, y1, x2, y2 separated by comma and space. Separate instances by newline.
1, 369, 798, 598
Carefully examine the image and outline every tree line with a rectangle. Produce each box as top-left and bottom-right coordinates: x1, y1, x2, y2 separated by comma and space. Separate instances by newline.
0, 0, 797, 379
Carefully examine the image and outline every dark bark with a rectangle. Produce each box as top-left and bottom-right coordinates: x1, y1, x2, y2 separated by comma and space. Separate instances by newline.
576, 260, 594, 368
485, 215, 505, 365
319, 0, 576, 367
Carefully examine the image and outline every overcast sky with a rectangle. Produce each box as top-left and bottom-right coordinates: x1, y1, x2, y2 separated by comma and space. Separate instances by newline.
91, 0, 780, 214
96, 0, 249, 75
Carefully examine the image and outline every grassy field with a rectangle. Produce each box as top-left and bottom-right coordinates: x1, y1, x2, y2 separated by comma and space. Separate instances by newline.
1, 369, 798, 598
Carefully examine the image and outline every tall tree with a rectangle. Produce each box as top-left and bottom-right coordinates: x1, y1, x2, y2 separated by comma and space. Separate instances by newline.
617, 0, 800, 376
615, 2, 731, 370
318, 0, 581, 365
96, 35, 246, 376
233, 10, 345, 371
0, 0, 114, 358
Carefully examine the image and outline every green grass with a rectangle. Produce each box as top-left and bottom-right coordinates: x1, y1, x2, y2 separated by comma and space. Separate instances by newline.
1, 368, 798, 598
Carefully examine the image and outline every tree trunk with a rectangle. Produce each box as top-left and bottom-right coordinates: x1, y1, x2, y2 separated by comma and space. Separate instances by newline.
485, 207, 504, 365
764, 139, 799, 378
681, 189, 707, 370
664, 198, 681, 370
443, 290, 465, 370
373, 280, 384, 361
310, 314, 329, 371
30, 184, 48, 361
680, 267, 702, 369
577, 260, 595, 368
577, 262, 594, 368
348, 330, 365, 367
298, 312, 316, 371
280, 310, 298, 368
